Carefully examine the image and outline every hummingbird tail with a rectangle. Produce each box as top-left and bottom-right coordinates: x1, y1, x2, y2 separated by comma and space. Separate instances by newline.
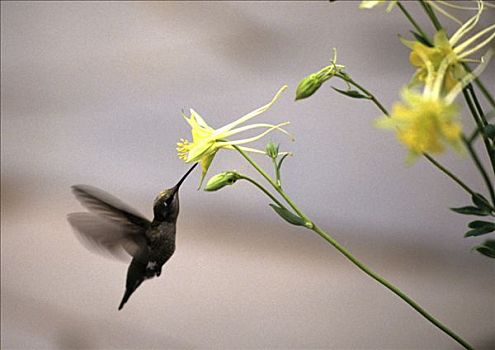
118, 278, 143, 310
119, 259, 146, 310
118, 288, 133, 310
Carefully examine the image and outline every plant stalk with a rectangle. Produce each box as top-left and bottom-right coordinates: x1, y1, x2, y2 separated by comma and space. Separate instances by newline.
463, 88, 495, 176
233, 147, 474, 350
237, 174, 287, 210
462, 135, 495, 206
310, 224, 474, 350
397, 2, 432, 45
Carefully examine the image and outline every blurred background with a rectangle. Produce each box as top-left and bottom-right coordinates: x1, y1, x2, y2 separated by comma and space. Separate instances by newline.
1, 1, 494, 349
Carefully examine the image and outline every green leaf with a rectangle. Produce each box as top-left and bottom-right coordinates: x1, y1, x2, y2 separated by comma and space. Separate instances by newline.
471, 193, 493, 212
465, 225, 495, 237
474, 239, 495, 258
410, 31, 432, 47
451, 206, 490, 216
269, 204, 306, 227
483, 124, 495, 140
332, 87, 369, 99
277, 153, 290, 172
468, 220, 495, 228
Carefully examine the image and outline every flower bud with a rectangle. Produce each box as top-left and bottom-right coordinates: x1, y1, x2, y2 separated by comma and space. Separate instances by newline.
265, 141, 279, 159
204, 171, 241, 191
295, 73, 322, 101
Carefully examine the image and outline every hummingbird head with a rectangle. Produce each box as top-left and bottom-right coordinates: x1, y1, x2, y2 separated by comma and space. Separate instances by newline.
153, 163, 198, 222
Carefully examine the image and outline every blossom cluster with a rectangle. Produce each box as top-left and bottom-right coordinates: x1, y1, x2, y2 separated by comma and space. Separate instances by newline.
371, 0, 494, 159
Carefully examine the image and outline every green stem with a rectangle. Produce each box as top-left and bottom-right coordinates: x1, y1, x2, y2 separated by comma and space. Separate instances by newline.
233, 148, 474, 350
468, 128, 480, 144
310, 224, 474, 350
397, 2, 432, 45
237, 174, 287, 210
467, 106, 494, 142
420, 0, 443, 31
272, 157, 282, 187
340, 75, 389, 115
422, 154, 472, 195
473, 78, 495, 109
461, 63, 495, 110
422, 154, 493, 213
462, 135, 495, 206
463, 88, 495, 176
469, 87, 489, 128
233, 145, 312, 224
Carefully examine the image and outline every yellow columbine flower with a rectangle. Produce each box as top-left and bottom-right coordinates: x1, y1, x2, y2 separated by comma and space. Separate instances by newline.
375, 57, 466, 160
401, 0, 494, 91
359, 0, 397, 12
376, 88, 462, 159
177, 86, 292, 187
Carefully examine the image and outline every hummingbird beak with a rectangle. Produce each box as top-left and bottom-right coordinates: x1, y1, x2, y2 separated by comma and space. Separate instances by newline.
171, 162, 198, 194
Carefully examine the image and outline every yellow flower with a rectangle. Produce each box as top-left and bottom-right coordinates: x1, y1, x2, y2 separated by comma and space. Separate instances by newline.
376, 88, 462, 159
401, 0, 494, 91
359, 0, 397, 12
177, 86, 292, 187
375, 57, 466, 160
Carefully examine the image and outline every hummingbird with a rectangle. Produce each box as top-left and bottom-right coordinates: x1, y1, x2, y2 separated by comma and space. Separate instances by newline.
68, 163, 197, 310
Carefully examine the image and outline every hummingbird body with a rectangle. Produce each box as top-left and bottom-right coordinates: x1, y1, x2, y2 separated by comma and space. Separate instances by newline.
68, 164, 197, 310
118, 218, 178, 310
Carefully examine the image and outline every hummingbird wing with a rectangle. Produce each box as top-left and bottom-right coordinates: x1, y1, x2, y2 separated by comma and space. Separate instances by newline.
69, 185, 151, 260
71, 185, 150, 229
67, 213, 146, 261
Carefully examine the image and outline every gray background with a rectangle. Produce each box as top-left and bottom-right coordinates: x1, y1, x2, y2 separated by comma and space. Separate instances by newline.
1, 1, 494, 349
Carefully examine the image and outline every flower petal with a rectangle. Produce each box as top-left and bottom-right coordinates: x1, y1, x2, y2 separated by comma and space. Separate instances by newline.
189, 109, 211, 129
456, 25, 495, 59
217, 124, 293, 147
221, 122, 293, 139
213, 85, 287, 137
186, 141, 215, 163
198, 152, 216, 189
449, 0, 483, 46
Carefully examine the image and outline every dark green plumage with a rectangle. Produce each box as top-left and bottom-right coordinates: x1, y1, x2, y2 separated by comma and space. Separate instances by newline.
68, 163, 197, 310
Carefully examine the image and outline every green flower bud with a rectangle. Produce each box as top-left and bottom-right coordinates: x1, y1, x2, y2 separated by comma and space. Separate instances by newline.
295, 73, 322, 101
265, 141, 279, 159
295, 49, 346, 101
204, 171, 241, 191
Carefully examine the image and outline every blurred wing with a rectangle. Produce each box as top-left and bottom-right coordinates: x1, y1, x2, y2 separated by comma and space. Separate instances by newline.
68, 212, 148, 261
70, 185, 151, 260
71, 185, 150, 230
